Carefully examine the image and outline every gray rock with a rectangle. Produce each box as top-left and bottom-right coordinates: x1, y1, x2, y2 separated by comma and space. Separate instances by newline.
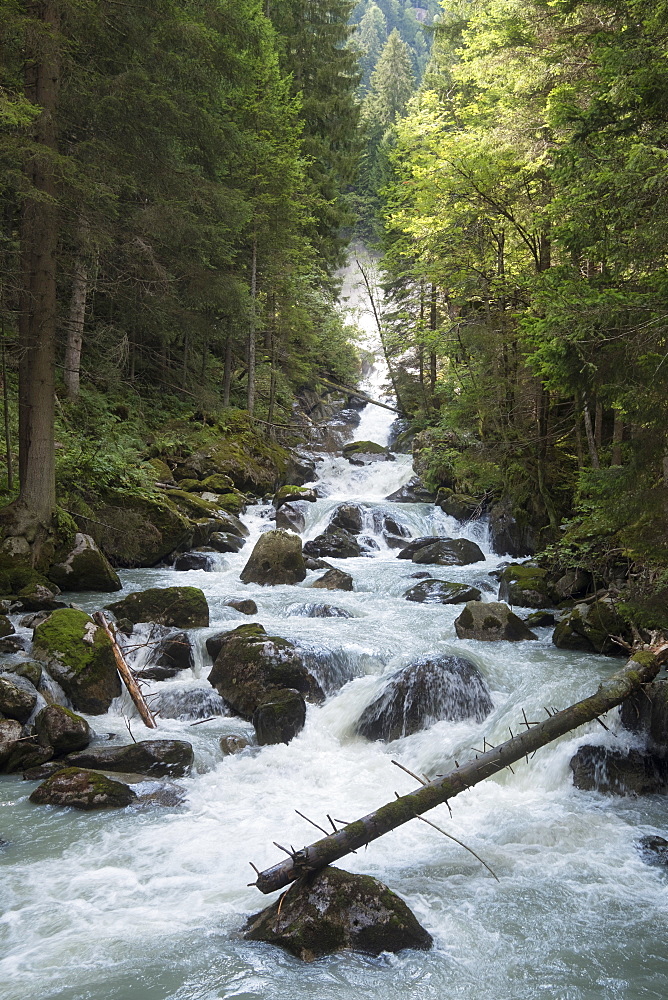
303, 527, 361, 559
0, 674, 38, 723
358, 535, 380, 554
386, 476, 435, 503
552, 598, 631, 656
454, 601, 538, 642
29, 768, 137, 810
225, 599, 258, 615
570, 744, 668, 795
304, 556, 333, 571
0, 719, 24, 769
524, 610, 556, 628
637, 835, 668, 865
411, 538, 485, 567
253, 688, 306, 745
220, 735, 249, 755
356, 655, 493, 741
5, 660, 42, 688
0, 636, 27, 654
244, 865, 432, 960
48, 532, 122, 593
33, 705, 91, 756
342, 441, 394, 466
240, 530, 307, 586
330, 503, 364, 534
148, 631, 195, 673
51, 739, 194, 777
310, 569, 354, 591
403, 580, 482, 605
287, 603, 353, 618
283, 453, 317, 487
174, 551, 215, 571
619, 679, 668, 750
276, 501, 309, 533
208, 532, 246, 553
488, 500, 538, 557
396, 537, 447, 560
0, 614, 15, 638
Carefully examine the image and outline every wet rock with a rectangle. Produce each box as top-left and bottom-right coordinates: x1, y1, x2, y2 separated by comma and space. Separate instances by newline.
225, 598, 258, 615
151, 686, 227, 721
304, 556, 333, 571
386, 476, 436, 504
570, 744, 668, 795
524, 610, 557, 628
33, 705, 91, 756
454, 601, 538, 642
398, 536, 485, 566
310, 569, 354, 591
283, 453, 317, 487
240, 530, 307, 586
48, 532, 122, 593
273, 486, 318, 509
52, 739, 194, 777
403, 580, 482, 605
303, 527, 361, 559
0, 719, 24, 769
358, 535, 380, 554
106, 586, 209, 628
253, 688, 306, 745
19, 611, 49, 629
0, 636, 27, 654
244, 865, 432, 960
356, 655, 493, 741
4, 738, 54, 774
330, 503, 364, 534
174, 551, 215, 572
29, 768, 137, 810
12, 588, 68, 613
552, 597, 631, 656
498, 564, 552, 609
342, 441, 394, 466
488, 500, 539, 557
0, 614, 14, 638
619, 679, 668, 750
409, 572, 431, 579
287, 603, 353, 618
208, 532, 245, 554
208, 623, 323, 719
147, 631, 195, 674
436, 490, 480, 522
220, 735, 249, 755
0, 673, 38, 723
5, 660, 42, 687
275, 501, 309, 533
381, 514, 411, 538
384, 533, 411, 550
396, 537, 446, 560
191, 512, 249, 547
637, 835, 668, 865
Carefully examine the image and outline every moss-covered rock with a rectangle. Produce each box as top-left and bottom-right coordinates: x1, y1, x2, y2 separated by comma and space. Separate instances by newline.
244, 866, 432, 960
342, 441, 394, 466
81, 491, 191, 567
33, 705, 91, 756
273, 485, 318, 509
106, 586, 209, 628
212, 492, 246, 515
0, 674, 38, 723
0, 563, 60, 601
252, 687, 306, 745
552, 597, 632, 656
32, 608, 121, 714
436, 490, 480, 521
146, 458, 175, 484
208, 623, 323, 719
48, 532, 122, 593
498, 564, 551, 609
240, 530, 306, 586
29, 767, 137, 809
454, 601, 539, 642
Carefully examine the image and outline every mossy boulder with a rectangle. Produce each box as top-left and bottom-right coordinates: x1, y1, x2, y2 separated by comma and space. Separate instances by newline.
244, 866, 432, 961
29, 767, 137, 810
200, 473, 235, 493
403, 580, 482, 605
552, 597, 632, 656
310, 568, 353, 591
0, 674, 38, 723
252, 687, 307, 745
48, 532, 122, 593
83, 491, 191, 567
497, 564, 551, 609
454, 601, 538, 642
146, 458, 175, 484
48, 739, 194, 777
0, 614, 14, 638
208, 623, 323, 719
273, 485, 318, 510
33, 705, 91, 756
106, 586, 209, 628
342, 441, 394, 466
32, 609, 121, 714
240, 530, 306, 586
436, 490, 480, 521
165, 489, 223, 520
0, 563, 61, 602
180, 428, 290, 495
212, 492, 247, 515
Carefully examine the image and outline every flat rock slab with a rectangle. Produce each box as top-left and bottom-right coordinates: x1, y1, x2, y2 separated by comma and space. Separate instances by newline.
244, 866, 432, 961
34, 739, 195, 778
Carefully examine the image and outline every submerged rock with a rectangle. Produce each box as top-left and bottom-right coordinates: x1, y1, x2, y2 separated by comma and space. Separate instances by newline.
150, 686, 227, 721
244, 866, 432, 960
240, 530, 307, 586
220, 735, 249, 755
252, 688, 306, 745
454, 601, 538, 642
403, 580, 482, 605
570, 744, 668, 796
356, 655, 493, 741
287, 603, 353, 618
309, 569, 354, 591
637, 835, 668, 866
33, 705, 91, 756
48, 532, 122, 593
303, 527, 361, 559
29, 768, 137, 810
106, 586, 209, 628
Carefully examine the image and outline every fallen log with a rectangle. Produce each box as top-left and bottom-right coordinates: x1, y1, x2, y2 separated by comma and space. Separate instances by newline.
254, 649, 663, 894
92, 611, 157, 729
316, 376, 403, 415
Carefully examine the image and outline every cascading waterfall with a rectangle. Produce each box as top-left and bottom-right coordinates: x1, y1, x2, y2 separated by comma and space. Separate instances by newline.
1, 276, 668, 1000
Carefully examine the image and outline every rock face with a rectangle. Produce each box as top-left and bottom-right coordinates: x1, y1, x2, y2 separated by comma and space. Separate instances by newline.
48, 532, 122, 593
106, 587, 209, 628
48, 739, 194, 777
619, 679, 668, 749
498, 564, 551, 608
29, 768, 137, 810
552, 597, 631, 655
208, 624, 323, 719
244, 866, 432, 960
32, 609, 121, 714
0, 673, 38, 723
403, 580, 482, 605
454, 602, 538, 642
282, 452, 317, 487
356, 655, 493, 741
240, 530, 307, 586
342, 441, 394, 466
303, 527, 361, 559
33, 705, 91, 756
252, 688, 306, 745
310, 569, 354, 591
570, 745, 668, 795
386, 476, 435, 503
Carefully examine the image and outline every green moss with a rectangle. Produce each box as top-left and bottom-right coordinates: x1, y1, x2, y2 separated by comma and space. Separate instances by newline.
106, 585, 209, 627
0, 564, 55, 598
33, 609, 111, 678
342, 441, 387, 456
214, 492, 246, 514
80, 491, 191, 567
201, 474, 234, 492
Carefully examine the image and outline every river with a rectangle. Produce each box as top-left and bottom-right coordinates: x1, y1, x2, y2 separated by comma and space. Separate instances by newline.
1, 266, 668, 1000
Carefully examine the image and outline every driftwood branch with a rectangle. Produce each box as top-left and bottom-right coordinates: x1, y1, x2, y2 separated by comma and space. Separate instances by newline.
254, 650, 662, 894
316, 375, 402, 415
92, 611, 157, 729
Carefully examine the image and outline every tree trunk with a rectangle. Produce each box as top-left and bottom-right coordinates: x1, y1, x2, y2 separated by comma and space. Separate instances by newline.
223, 332, 232, 407
583, 396, 600, 469
254, 650, 661, 894
247, 235, 257, 416
612, 411, 623, 466
92, 612, 157, 729
356, 258, 406, 415
17, 2, 60, 522
429, 284, 437, 404
594, 400, 603, 451
63, 219, 90, 400
1, 304, 13, 491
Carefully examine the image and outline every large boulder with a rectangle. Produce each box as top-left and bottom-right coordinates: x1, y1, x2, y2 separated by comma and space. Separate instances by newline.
207, 623, 323, 719
191, 511, 249, 546
488, 499, 539, 557
83, 491, 192, 567
273, 486, 318, 509
0, 673, 38, 723
207, 532, 245, 554
570, 744, 668, 795
397, 536, 485, 566
29, 768, 137, 810
0, 614, 14, 637
356, 655, 493, 741
309, 569, 353, 591
48, 532, 122, 593
329, 503, 365, 535
386, 476, 435, 503
240, 530, 307, 586
342, 441, 394, 466
436, 491, 480, 522
33, 705, 91, 756
0, 719, 24, 769
454, 601, 538, 642
106, 586, 209, 628
282, 452, 317, 487
620, 679, 668, 750
303, 527, 361, 559
45, 739, 194, 777
32, 609, 121, 714
403, 580, 482, 605
552, 597, 632, 656
252, 688, 306, 745
275, 501, 309, 533
498, 564, 551, 609
174, 551, 215, 572
244, 866, 432, 960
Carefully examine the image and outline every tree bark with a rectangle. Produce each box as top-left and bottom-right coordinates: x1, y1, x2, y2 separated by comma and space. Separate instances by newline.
63, 219, 90, 400
429, 284, 437, 404
223, 331, 232, 407
612, 411, 623, 466
92, 612, 157, 729
583, 396, 600, 469
17, 1, 60, 521
247, 235, 257, 415
1, 304, 13, 491
254, 650, 661, 894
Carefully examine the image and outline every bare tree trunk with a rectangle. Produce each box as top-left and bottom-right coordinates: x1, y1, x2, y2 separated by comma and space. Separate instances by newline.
223, 332, 232, 407
247, 235, 257, 416
17, 2, 60, 522
574, 396, 584, 469
254, 650, 662, 894
356, 258, 406, 415
1, 302, 13, 491
429, 284, 437, 404
92, 613, 157, 729
63, 219, 90, 400
594, 400, 603, 451
583, 396, 600, 469
612, 411, 623, 466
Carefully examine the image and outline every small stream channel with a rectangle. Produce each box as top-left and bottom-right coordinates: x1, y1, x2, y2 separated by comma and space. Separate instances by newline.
1, 269, 668, 1000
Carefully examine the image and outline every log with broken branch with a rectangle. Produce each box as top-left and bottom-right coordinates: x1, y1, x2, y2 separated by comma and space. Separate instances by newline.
254, 649, 665, 894
92, 611, 157, 729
